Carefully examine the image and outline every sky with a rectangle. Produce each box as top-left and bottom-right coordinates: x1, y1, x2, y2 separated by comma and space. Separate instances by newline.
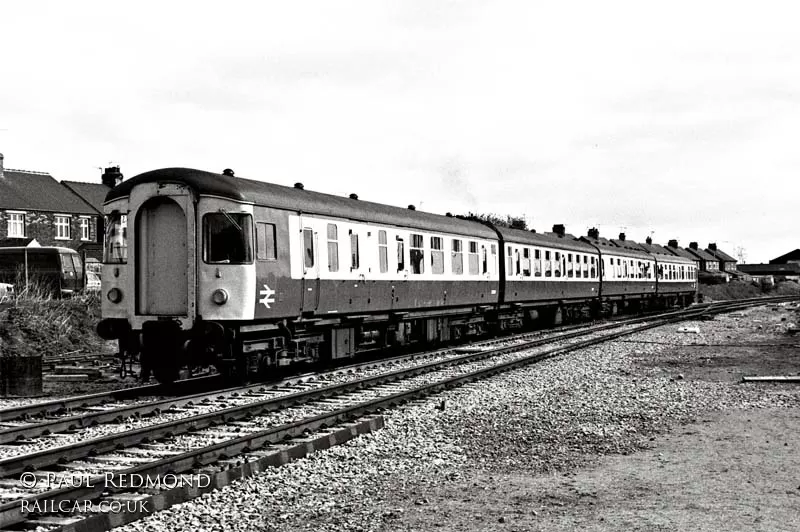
1, 0, 798, 263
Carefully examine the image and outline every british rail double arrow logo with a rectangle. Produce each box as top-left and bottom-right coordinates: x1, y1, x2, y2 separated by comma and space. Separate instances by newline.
259, 284, 276, 308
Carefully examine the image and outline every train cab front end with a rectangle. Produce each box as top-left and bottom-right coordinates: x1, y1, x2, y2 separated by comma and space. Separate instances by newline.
97, 170, 257, 383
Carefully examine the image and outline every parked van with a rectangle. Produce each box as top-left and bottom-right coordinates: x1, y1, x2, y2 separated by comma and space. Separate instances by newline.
0, 247, 84, 297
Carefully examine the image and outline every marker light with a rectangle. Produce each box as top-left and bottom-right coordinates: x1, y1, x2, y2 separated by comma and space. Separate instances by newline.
212, 289, 229, 305
107, 288, 123, 303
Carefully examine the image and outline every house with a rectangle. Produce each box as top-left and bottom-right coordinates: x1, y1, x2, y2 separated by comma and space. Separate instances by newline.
0, 153, 104, 260
60, 167, 122, 263
705, 243, 738, 275
663, 239, 701, 270
769, 249, 800, 265
684, 242, 728, 283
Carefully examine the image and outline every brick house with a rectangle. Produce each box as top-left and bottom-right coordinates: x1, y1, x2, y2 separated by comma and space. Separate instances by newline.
0, 153, 104, 258
705, 243, 738, 274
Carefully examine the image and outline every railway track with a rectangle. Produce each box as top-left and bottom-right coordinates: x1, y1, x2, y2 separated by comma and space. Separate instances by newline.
0, 299, 732, 442
0, 296, 793, 531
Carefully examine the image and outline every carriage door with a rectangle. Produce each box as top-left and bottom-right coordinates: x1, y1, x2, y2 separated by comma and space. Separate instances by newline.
136, 197, 188, 315
301, 227, 320, 313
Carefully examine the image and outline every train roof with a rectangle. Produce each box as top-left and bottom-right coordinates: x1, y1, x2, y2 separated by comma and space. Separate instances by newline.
106, 168, 498, 239
496, 226, 599, 254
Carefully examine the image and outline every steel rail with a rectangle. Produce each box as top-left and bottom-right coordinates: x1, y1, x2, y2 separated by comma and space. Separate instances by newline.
0, 376, 223, 423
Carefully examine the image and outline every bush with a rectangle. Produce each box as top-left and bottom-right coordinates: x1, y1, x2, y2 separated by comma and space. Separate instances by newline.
699, 280, 800, 302
0, 287, 105, 358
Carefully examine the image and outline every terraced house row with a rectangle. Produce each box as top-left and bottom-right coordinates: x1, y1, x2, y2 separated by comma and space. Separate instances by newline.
0, 153, 123, 265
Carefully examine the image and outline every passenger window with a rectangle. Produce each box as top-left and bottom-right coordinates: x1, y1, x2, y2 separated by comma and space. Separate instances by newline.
452, 239, 463, 274
378, 230, 388, 273
350, 231, 359, 270
554, 252, 561, 278
256, 222, 277, 261
468, 241, 479, 275
545, 250, 552, 277
396, 236, 405, 272
534, 249, 542, 277
567, 253, 573, 278
431, 236, 444, 274
410, 234, 424, 274
303, 228, 314, 268
481, 245, 488, 274
327, 223, 338, 272
522, 248, 531, 277
507, 247, 513, 276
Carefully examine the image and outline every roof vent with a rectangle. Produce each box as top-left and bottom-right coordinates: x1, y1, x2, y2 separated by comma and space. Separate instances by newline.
445, 212, 453, 217
530, 229, 537, 233
222, 168, 235, 177
408, 205, 416, 210
552, 224, 565, 238
668, 239, 678, 248
349, 193, 359, 200
645, 236, 653, 245
618, 233, 626, 241
587, 227, 599, 239
294, 182, 304, 190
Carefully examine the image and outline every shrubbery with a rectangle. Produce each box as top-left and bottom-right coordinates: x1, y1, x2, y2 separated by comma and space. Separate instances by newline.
0, 287, 106, 358
699, 280, 800, 302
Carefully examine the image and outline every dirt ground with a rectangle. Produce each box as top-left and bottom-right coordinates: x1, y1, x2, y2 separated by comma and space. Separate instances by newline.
383, 305, 800, 532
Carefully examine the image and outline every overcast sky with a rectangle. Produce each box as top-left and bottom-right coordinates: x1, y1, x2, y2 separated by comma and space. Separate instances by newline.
2, 1, 798, 262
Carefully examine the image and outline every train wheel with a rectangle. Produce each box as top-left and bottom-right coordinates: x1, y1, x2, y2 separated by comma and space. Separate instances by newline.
153, 364, 179, 385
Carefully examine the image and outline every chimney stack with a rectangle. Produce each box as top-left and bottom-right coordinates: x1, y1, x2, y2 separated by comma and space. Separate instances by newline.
668, 239, 678, 248
618, 232, 626, 241
646, 236, 652, 245
689, 242, 698, 250
552, 224, 565, 238
587, 227, 599, 240
708, 243, 717, 251
101, 166, 123, 188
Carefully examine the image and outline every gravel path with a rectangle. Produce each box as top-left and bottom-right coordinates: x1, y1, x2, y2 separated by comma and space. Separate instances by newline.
110, 303, 800, 532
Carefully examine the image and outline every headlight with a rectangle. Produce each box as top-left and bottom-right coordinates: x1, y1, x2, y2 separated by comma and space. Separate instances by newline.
212, 289, 229, 305
107, 288, 123, 303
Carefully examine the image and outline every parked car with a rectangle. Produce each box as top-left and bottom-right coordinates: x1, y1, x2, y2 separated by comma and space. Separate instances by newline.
0, 247, 84, 297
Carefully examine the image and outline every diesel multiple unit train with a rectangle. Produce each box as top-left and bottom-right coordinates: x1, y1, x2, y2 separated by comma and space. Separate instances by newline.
96, 168, 697, 383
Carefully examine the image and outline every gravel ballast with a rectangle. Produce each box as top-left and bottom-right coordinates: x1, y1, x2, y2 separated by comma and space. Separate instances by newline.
114, 303, 800, 532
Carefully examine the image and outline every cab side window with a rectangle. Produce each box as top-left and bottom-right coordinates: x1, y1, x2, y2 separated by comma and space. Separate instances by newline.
256, 222, 277, 261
